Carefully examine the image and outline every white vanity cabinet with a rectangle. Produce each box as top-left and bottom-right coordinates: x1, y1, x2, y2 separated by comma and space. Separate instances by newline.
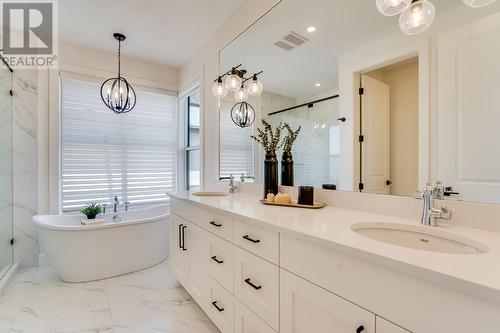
280, 269, 375, 333
376, 318, 411, 333
170, 214, 188, 284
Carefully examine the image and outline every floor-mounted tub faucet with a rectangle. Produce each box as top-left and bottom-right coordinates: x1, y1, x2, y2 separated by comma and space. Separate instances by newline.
113, 196, 119, 213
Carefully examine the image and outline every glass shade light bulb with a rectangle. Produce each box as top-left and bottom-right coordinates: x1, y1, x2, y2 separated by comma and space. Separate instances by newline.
462, 0, 496, 7
376, 0, 411, 16
399, 0, 435, 35
234, 84, 249, 102
225, 68, 242, 91
247, 74, 264, 96
212, 76, 228, 98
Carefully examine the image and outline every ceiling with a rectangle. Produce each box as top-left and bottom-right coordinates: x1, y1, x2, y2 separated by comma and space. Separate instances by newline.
59, 0, 245, 68
220, 0, 473, 101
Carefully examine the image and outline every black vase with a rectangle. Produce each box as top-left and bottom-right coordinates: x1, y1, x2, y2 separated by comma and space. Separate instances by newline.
264, 151, 279, 198
281, 151, 294, 186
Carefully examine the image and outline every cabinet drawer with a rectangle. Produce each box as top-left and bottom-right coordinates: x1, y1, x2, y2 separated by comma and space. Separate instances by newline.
234, 219, 279, 264
206, 276, 234, 333
235, 299, 277, 333
234, 247, 279, 331
376, 317, 412, 333
207, 232, 234, 294
170, 198, 233, 242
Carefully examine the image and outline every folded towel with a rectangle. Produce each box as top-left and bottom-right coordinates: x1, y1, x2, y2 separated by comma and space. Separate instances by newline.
81, 218, 105, 225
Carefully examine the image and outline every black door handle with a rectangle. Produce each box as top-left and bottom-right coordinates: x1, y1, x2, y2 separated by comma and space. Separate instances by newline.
243, 235, 260, 243
182, 225, 187, 251
212, 301, 224, 312
210, 221, 222, 227
211, 256, 224, 264
178, 224, 183, 249
244, 278, 262, 290
356, 325, 365, 333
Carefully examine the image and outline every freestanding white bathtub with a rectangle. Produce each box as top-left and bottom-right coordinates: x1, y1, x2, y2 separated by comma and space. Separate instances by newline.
33, 204, 170, 283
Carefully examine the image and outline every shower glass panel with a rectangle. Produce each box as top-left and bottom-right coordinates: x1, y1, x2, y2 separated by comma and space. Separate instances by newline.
268, 97, 340, 188
0, 64, 13, 279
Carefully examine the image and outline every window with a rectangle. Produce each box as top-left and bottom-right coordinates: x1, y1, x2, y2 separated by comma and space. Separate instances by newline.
185, 87, 201, 190
219, 98, 255, 180
60, 77, 177, 212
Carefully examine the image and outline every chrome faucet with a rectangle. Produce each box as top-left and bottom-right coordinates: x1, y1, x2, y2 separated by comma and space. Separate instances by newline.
416, 183, 451, 226
113, 196, 119, 213
229, 174, 237, 193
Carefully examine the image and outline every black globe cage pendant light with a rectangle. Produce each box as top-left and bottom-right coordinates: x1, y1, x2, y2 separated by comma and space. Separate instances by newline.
231, 101, 256, 128
100, 33, 137, 114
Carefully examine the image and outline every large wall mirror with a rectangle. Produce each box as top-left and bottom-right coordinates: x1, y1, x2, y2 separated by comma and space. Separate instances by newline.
218, 0, 500, 204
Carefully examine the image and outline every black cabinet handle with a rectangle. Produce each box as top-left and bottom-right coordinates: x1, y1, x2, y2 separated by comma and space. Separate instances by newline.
178, 224, 183, 249
212, 301, 224, 312
356, 325, 365, 333
210, 221, 222, 227
243, 235, 260, 244
211, 256, 224, 264
244, 278, 262, 290
181, 225, 187, 251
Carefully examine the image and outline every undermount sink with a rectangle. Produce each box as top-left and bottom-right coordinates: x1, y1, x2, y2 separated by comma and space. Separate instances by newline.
352, 223, 488, 255
191, 191, 229, 197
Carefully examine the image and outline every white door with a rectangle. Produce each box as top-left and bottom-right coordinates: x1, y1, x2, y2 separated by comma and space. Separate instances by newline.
185, 221, 209, 304
360, 75, 391, 194
280, 269, 375, 333
170, 215, 188, 284
437, 12, 500, 204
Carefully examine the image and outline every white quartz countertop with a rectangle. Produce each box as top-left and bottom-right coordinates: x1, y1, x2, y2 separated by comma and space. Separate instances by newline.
167, 191, 500, 303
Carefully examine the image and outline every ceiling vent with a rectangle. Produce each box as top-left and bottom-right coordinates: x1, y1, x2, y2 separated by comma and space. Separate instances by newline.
273, 31, 309, 51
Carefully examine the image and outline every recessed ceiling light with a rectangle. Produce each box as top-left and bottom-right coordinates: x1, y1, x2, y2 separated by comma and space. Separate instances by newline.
307, 26, 317, 33
315, 83, 321, 87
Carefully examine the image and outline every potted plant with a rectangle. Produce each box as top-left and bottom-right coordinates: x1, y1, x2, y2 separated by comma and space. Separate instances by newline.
80, 202, 102, 220
281, 123, 301, 186
251, 120, 283, 198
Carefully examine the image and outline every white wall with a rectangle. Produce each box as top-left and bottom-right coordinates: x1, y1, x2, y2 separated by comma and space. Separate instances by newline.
179, 0, 281, 191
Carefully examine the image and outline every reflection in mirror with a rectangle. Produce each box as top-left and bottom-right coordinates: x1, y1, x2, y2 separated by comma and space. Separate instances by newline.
218, 0, 500, 204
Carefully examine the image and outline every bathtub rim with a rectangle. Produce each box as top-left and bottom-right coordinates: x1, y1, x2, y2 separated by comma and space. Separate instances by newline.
33, 205, 169, 231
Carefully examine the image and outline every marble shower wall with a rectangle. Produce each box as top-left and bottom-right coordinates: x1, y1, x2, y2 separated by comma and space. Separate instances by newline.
12, 70, 39, 268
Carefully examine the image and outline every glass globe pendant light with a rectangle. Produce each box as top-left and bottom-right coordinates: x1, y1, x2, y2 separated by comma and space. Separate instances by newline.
399, 0, 435, 35
376, 0, 411, 16
234, 83, 249, 102
231, 102, 255, 128
225, 67, 243, 91
247, 74, 264, 96
100, 33, 136, 114
212, 76, 228, 98
463, 0, 496, 7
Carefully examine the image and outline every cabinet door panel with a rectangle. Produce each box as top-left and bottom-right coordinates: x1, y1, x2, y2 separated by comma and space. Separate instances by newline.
376, 317, 412, 333
170, 214, 188, 284
280, 269, 375, 333
185, 222, 209, 304
207, 232, 234, 293
235, 299, 277, 333
206, 276, 234, 333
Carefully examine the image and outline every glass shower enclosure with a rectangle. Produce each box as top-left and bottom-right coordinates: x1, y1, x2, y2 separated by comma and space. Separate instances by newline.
0, 59, 14, 279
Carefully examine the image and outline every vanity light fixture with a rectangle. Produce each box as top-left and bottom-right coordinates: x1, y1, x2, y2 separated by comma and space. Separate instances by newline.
376, 0, 411, 16
399, 0, 435, 35
247, 74, 264, 96
234, 83, 249, 102
100, 33, 136, 114
463, 0, 497, 7
225, 67, 243, 91
212, 76, 228, 98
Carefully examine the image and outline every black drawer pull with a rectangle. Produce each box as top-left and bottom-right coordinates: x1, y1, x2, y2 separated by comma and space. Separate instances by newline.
244, 278, 262, 290
178, 224, 183, 249
181, 225, 187, 251
356, 325, 365, 333
243, 235, 260, 243
211, 256, 224, 264
212, 301, 224, 312
210, 221, 222, 227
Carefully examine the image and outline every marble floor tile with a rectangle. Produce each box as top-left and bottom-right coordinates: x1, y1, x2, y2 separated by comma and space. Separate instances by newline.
0, 261, 220, 333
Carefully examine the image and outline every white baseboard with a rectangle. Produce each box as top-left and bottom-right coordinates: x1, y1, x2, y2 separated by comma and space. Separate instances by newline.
0, 263, 19, 296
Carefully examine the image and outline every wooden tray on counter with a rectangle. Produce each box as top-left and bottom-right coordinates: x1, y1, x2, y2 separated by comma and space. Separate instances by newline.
259, 199, 326, 209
